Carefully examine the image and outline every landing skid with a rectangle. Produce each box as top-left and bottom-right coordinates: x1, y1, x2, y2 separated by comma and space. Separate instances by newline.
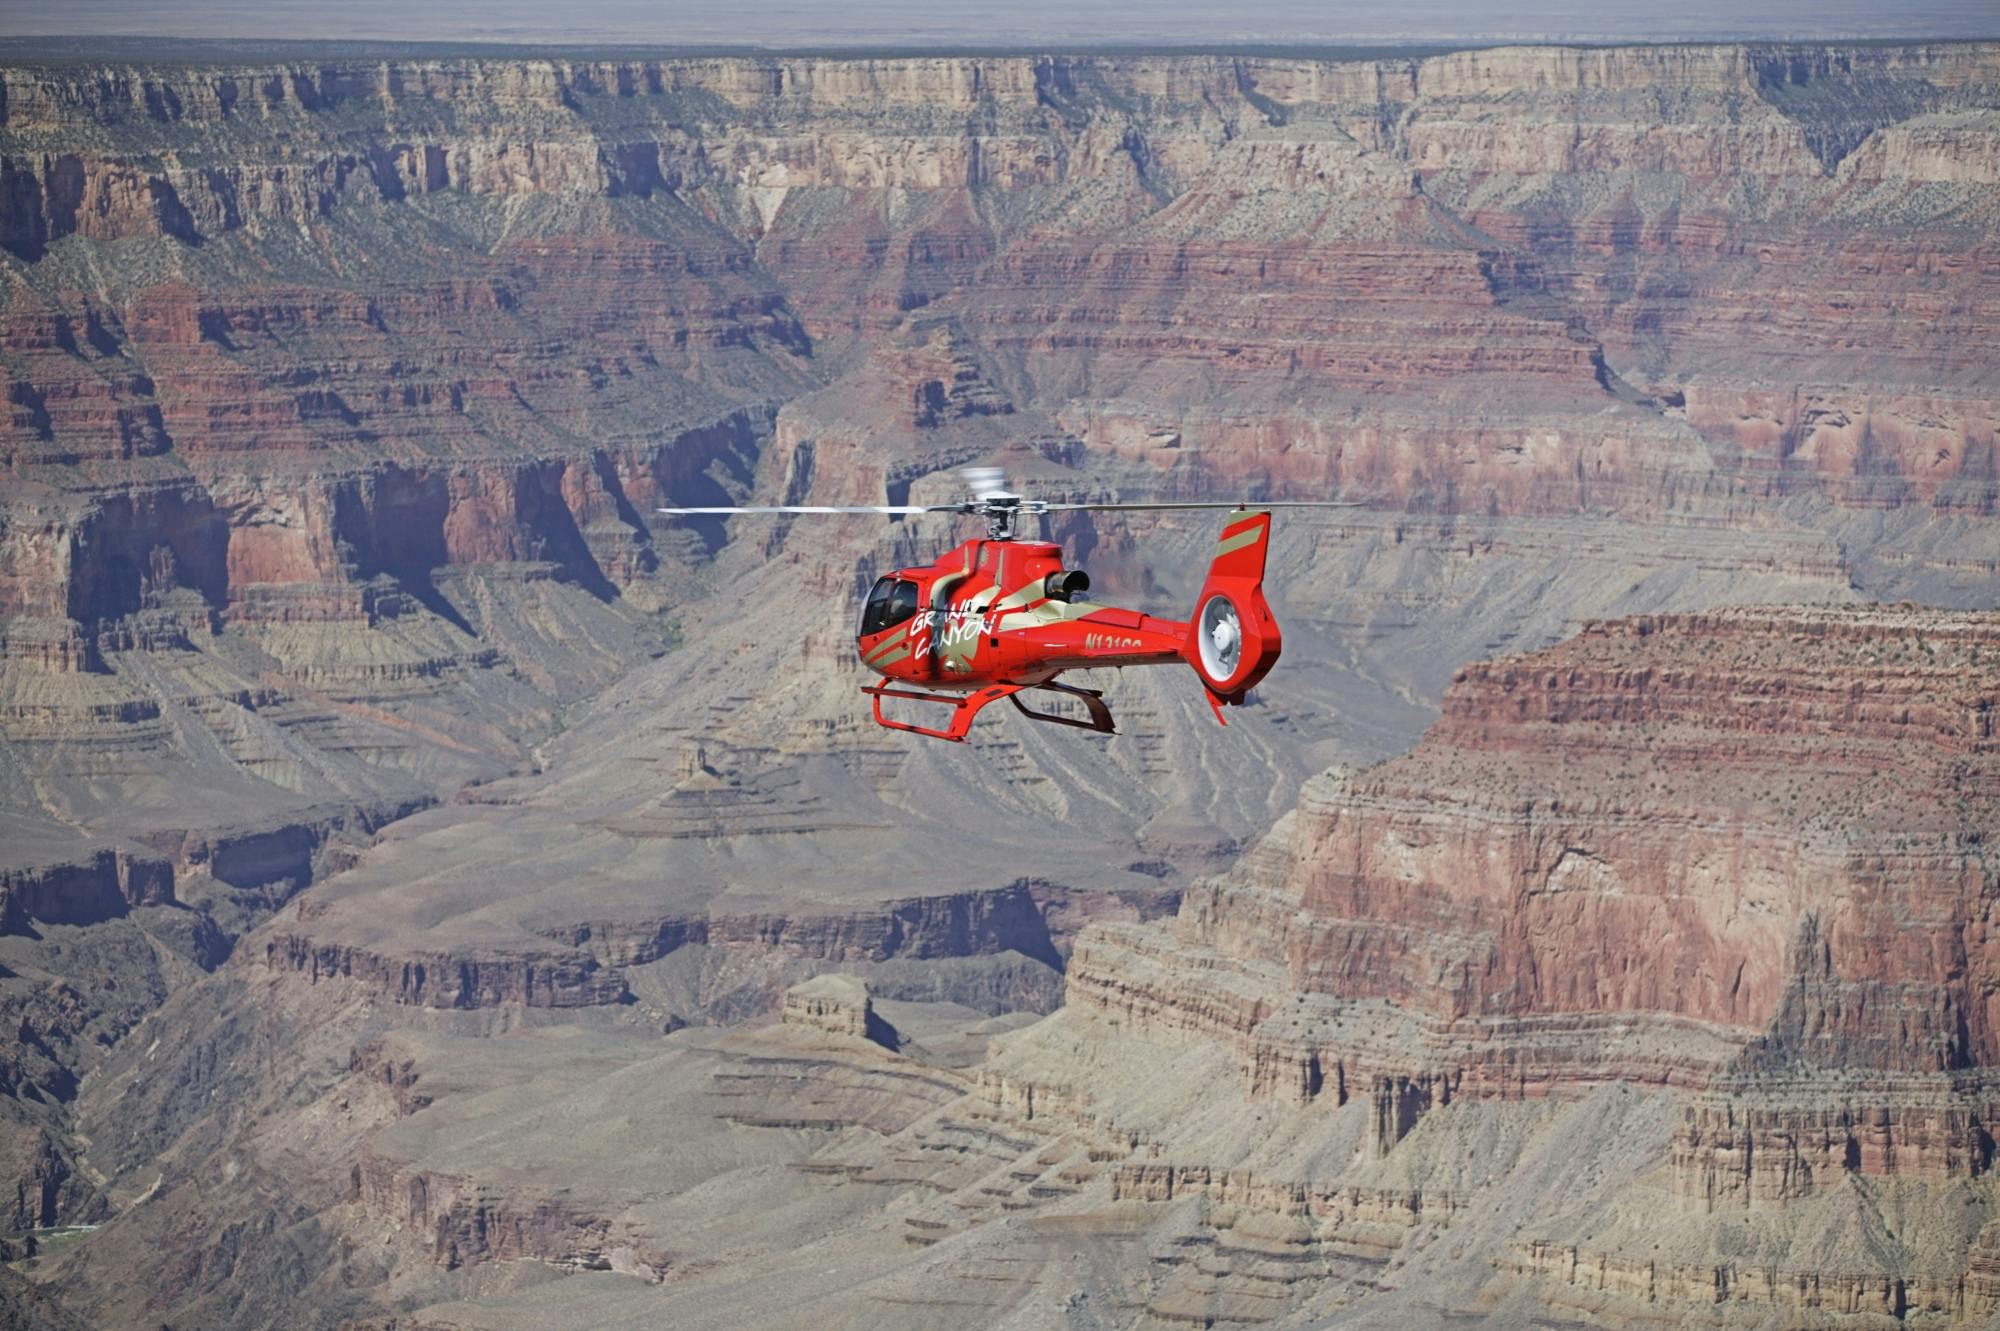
863, 682, 1022, 742
1008, 680, 1116, 735
862, 679, 1116, 742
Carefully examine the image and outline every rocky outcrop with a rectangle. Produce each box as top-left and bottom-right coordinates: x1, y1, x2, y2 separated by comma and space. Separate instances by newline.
0, 847, 172, 932
265, 934, 629, 1009
350, 1148, 639, 1274
262, 880, 1068, 1011
3, 411, 772, 632
1508, 1238, 1991, 1322
1672, 1096, 2000, 1206
1108, 1161, 1458, 1230
782, 973, 880, 1041
349, 1038, 433, 1117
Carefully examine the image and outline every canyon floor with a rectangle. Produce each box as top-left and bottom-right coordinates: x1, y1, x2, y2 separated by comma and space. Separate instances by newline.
1, 35, 1998, 1331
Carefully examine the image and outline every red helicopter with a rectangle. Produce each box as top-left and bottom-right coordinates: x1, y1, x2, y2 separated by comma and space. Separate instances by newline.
659, 470, 1360, 742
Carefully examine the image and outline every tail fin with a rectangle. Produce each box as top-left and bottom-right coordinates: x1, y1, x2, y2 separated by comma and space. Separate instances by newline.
1182, 509, 1283, 717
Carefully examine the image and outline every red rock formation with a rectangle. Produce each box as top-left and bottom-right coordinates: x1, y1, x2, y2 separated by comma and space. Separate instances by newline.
1063, 606, 2000, 1106
3, 43, 1992, 524
981, 606, 2000, 1326
1672, 1096, 1999, 1206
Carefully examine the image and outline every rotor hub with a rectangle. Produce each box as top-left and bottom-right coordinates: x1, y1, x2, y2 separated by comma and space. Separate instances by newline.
979, 493, 1036, 540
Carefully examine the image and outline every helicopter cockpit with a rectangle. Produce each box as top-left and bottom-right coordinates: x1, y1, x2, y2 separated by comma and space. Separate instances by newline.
858, 576, 921, 638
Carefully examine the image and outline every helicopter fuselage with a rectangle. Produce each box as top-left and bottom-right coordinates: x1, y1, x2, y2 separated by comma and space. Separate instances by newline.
853, 511, 1282, 741
858, 538, 1182, 688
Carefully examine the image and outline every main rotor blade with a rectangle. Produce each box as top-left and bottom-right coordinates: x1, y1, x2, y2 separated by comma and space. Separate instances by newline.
960, 464, 1012, 501
1040, 500, 1368, 511
655, 504, 967, 515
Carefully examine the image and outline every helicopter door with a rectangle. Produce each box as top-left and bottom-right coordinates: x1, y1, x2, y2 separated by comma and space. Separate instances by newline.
859, 577, 920, 636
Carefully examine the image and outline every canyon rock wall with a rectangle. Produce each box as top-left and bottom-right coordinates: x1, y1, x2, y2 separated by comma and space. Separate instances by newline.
980, 604, 2000, 1326
31, 606, 1997, 1331
2, 37, 1999, 1331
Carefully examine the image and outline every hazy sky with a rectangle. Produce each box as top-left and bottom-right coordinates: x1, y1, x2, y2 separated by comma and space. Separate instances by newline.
2, 0, 1994, 47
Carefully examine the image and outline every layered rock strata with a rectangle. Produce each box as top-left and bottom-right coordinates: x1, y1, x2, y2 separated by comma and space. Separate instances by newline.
4, 36, 2000, 1331
971, 604, 2000, 1325
12, 605, 1997, 1331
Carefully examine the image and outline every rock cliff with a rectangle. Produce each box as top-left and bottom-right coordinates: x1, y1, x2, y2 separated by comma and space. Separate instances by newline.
977, 603, 2000, 1326
3, 36, 2000, 1331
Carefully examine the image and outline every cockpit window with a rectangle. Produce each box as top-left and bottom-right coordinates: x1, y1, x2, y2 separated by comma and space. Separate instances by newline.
859, 577, 920, 636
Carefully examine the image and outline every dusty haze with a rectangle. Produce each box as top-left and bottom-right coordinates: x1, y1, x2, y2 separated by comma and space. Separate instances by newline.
0, 0, 1994, 44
